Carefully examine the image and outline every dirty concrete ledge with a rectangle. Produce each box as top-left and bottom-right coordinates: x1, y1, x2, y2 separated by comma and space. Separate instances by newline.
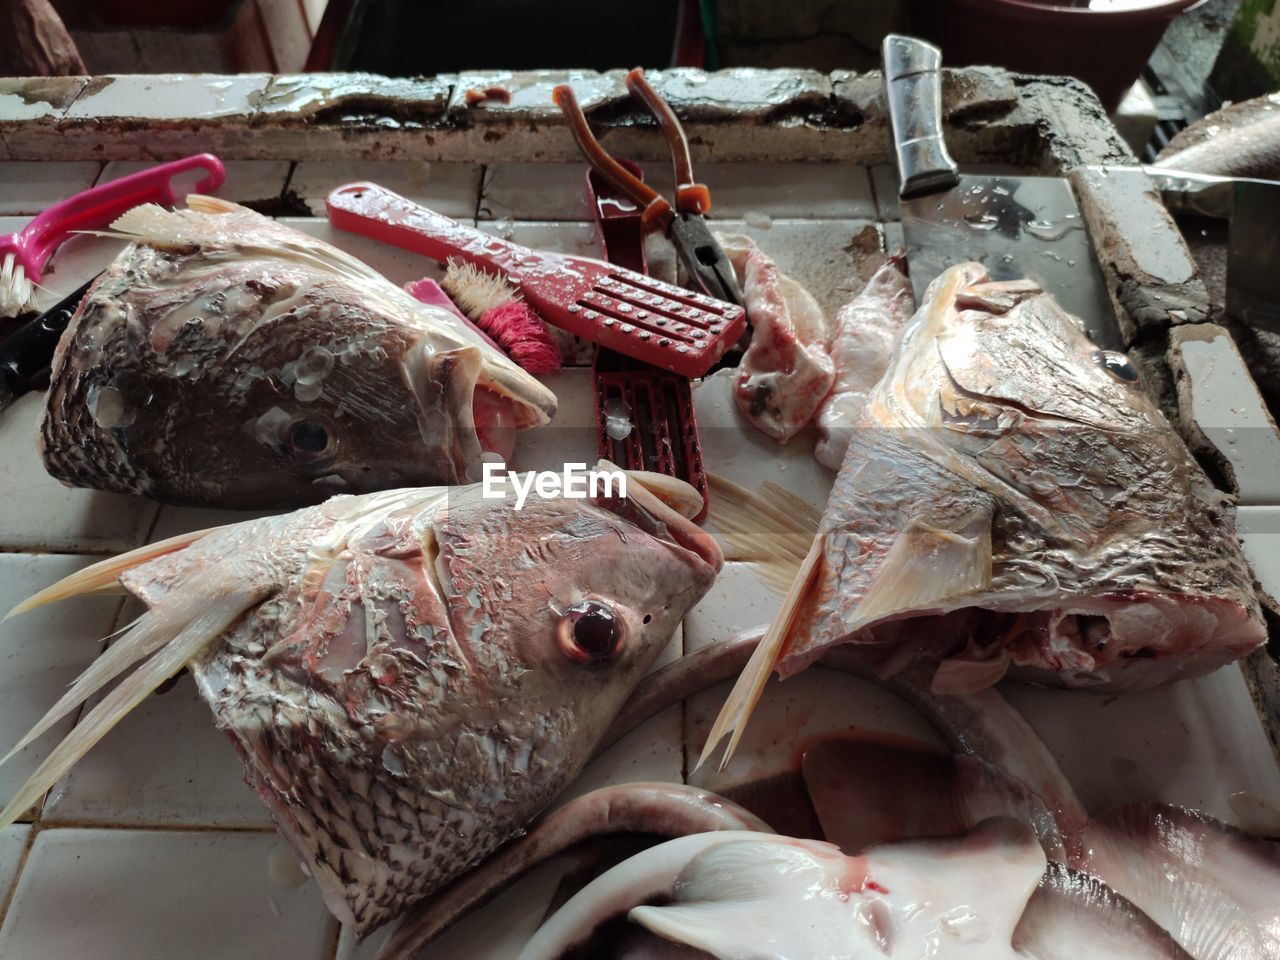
0, 66, 1131, 168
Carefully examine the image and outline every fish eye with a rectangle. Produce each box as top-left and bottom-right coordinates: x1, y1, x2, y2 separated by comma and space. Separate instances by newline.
557, 600, 625, 666
1093, 350, 1139, 383
286, 417, 338, 466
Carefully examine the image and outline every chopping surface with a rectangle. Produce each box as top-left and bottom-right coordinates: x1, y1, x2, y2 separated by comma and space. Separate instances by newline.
0, 158, 1277, 960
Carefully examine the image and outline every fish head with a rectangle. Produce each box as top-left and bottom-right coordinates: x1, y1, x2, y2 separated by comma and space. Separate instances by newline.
228, 305, 547, 501
809, 261, 1265, 690
39, 199, 557, 507
97, 474, 719, 932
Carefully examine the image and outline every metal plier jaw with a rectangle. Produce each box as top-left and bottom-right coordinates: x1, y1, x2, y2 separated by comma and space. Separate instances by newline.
553, 68, 744, 308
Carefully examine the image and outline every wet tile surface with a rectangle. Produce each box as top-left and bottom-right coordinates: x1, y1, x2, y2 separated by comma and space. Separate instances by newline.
288, 160, 481, 217
0, 829, 332, 960
98, 159, 292, 209
0, 394, 158, 554
0, 825, 29, 918
0, 156, 1276, 960
62, 74, 271, 122
1170, 324, 1280, 505
0, 78, 88, 124
0, 555, 122, 822
43, 674, 273, 829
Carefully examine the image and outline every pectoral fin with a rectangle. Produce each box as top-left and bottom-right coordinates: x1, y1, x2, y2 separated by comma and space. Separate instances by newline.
850, 512, 993, 629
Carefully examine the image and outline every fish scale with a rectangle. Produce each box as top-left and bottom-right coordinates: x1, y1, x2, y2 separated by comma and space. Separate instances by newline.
702, 262, 1264, 769
39, 197, 557, 508
0, 480, 721, 940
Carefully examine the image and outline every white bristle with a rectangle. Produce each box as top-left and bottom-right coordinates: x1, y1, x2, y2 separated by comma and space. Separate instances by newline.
0, 253, 38, 317
441, 259, 519, 322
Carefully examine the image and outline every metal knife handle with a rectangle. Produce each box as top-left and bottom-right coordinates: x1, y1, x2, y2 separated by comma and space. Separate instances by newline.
1142, 167, 1236, 219
881, 34, 960, 199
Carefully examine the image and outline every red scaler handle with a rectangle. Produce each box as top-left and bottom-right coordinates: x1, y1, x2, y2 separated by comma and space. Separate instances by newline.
326, 182, 549, 280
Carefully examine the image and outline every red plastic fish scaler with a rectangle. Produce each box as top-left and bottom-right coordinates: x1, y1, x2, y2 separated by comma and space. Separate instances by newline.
585, 159, 710, 522
325, 182, 747, 379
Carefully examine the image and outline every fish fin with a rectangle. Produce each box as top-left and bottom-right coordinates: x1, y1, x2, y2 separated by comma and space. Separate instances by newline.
0, 590, 259, 829
698, 531, 824, 772
629, 838, 836, 955
617, 467, 703, 521
104, 196, 249, 248
5, 526, 223, 621
183, 194, 243, 216
707, 473, 821, 594
0, 604, 194, 765
850, 514, 992, 629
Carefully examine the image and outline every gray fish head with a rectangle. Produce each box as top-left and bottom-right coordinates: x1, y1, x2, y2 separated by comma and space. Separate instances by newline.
132, 477, 719, 933
796, 262, 1264, 691
39, 200, 557, 508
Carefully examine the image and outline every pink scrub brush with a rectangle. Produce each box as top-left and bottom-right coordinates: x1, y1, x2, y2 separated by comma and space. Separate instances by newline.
439, 260, 561, 374
0, 154, 226, 317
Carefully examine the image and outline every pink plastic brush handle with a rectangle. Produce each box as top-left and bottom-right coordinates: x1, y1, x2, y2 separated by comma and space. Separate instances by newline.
326, 181, 544, 279
4, 154, 226, 281
403, 277, 505, 353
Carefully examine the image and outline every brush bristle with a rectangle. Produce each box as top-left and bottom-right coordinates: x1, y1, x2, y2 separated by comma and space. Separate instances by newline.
0, 253, 38, 317
479, 302, 561, 374
441, 260, 518, 321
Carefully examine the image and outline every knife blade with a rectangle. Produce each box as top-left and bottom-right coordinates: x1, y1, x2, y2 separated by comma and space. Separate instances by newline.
1143, 167, 1280, 335
0, 278, 93, 415
882, 35, 1122, 350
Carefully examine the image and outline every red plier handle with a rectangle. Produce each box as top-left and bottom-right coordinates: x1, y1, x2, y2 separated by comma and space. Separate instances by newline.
552, 85, 675, 232
625, 67, 711, 216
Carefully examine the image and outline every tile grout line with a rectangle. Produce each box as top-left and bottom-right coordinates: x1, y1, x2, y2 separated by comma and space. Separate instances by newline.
473, 162, 489, 221
0, 823, 36, 933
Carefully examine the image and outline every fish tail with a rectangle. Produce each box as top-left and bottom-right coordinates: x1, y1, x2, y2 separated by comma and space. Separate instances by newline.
0, 589, 259, 829
698, 475, 825, 770
4, 526, 222, 621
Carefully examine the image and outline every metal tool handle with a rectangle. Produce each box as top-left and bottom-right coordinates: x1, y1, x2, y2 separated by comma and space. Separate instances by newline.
881, 35, 960, 199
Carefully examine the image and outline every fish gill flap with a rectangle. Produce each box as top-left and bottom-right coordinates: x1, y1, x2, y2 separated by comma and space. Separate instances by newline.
850, 511, 993, 629
407, 343, 486, 483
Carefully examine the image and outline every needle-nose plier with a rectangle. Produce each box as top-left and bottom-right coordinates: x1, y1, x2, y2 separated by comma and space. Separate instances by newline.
553, 68, 744, 308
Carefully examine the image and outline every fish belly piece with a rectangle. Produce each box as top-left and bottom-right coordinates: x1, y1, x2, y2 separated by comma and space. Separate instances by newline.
716, 231, 835, 443
814, 255, 915, 470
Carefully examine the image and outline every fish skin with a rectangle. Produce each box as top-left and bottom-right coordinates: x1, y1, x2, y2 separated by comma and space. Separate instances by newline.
1080, 804, 1280, 960
1153, 93, 1280, 180
40, 198, 557, 508
813, 254, 915, 470
787, 263, 1264, 690
10, 480, 719, 936
717, 232, 834, 443
529, 819, 1195, 960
